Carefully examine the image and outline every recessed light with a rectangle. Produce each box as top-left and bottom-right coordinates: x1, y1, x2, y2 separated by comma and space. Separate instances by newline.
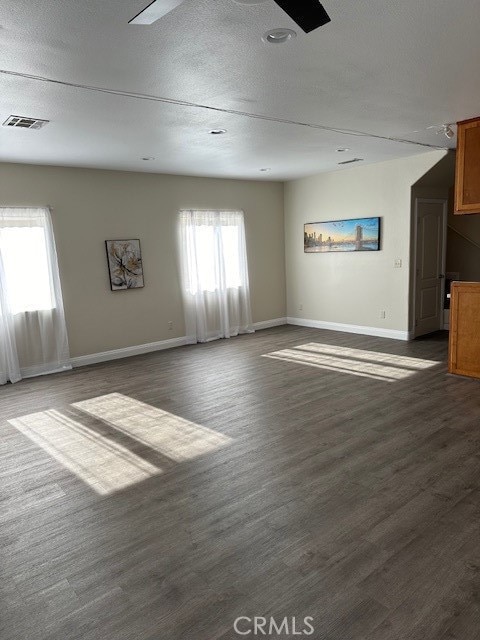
142, 156, 155, 161
209, 129, 227, 135
262, 28, 297, 44
336, 147, 350, 152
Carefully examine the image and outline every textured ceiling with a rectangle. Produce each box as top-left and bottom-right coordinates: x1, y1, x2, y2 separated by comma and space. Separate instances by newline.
0, 0, 477, 179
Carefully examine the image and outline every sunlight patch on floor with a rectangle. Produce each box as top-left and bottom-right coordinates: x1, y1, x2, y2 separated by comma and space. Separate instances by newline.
263, 343, 439, 382
73, 393, 232, 462
8, 409, 161, 495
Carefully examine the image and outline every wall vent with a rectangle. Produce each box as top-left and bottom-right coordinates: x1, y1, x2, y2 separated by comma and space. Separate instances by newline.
338, 157, 364, 165
2, 115, 49, 130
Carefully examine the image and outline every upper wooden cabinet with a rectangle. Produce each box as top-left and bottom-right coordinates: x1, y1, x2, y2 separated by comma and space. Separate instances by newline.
455, 117, 480, 215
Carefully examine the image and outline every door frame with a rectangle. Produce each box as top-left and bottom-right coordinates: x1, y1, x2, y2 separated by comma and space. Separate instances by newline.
412, 197, 448, 338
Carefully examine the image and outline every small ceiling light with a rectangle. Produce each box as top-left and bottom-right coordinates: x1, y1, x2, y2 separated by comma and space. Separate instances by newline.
442, 124, 455, 139
209, 129, 227, 135
336, 147, 350, 152
262, 28, 297, 44
260, 168, 271, 172
142, 156, 155, 161
427, 123, 455, 139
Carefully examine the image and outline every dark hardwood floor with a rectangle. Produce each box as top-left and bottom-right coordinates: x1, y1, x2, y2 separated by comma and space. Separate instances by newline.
1, 326, 480, 640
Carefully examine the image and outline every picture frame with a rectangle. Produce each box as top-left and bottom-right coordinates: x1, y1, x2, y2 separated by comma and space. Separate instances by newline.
105, 239, 144, 290
304, 217, 381, 253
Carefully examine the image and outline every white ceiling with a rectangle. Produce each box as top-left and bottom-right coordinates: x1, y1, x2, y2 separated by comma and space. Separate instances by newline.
0, 0, 477, 180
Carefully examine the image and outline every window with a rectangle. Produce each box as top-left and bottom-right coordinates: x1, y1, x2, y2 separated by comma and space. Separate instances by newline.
183, 223, 242, 294
0, 207, 70, 385
178, 209, 253, 343
0, 225, 54, 314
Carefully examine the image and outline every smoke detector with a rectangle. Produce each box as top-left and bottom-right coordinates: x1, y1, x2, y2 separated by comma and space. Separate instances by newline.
3, 115, 49, 130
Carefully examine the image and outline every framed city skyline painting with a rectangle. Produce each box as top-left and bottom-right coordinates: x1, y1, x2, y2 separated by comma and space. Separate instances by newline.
304, 217, 381, 253
105, 239, 144, 290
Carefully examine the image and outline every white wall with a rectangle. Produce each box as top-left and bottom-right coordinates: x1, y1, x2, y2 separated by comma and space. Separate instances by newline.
0, 163, 286, 358
284, 151, 448, 337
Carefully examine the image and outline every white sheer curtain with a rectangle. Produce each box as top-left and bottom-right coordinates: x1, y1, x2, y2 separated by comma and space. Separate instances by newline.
0, 207, 71, 384
179, 210, 254, 344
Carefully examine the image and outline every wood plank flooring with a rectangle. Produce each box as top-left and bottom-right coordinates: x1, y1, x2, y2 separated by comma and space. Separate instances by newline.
1, 326, 480, 640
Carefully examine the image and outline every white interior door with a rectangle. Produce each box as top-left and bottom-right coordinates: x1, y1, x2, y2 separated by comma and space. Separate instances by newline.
414, 199, 447, 338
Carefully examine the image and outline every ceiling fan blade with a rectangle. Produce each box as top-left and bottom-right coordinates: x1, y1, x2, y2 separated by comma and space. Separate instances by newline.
129, 0, 187, 24
273, 0, 331, 33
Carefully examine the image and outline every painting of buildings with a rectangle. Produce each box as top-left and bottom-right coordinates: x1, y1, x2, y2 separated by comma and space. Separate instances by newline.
304, 217, 381, 253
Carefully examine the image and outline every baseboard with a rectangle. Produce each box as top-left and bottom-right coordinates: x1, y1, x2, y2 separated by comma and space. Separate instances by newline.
253, 317, 287, 330
70, 336, 188, 368
71, 318, 288, 368
21, 363, 73, 379
286, 317, 412, 341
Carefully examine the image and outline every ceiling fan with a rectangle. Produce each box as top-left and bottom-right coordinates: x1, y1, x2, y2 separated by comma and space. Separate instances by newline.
129, 0, 331, 34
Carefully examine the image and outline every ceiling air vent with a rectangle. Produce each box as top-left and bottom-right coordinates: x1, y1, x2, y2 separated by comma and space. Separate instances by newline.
338, 158, 364, 165
2, 115, 49, 130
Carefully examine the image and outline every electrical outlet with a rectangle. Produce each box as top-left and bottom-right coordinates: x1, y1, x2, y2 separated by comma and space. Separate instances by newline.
168, 321, 173, 330
380, 310, 386, 319
394, 258, 402, 268
299, 304, 303, 311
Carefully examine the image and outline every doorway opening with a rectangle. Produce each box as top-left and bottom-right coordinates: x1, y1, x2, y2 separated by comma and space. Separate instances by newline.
410, 151, 480, 339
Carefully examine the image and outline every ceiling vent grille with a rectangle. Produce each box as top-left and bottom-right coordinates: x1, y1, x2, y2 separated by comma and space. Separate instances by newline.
2, 115, 49, 130
338, 158, 364, 165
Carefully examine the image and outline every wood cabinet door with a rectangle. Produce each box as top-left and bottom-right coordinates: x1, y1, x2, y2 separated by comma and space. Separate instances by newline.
448, 281, 480, 378
455, 118, 480, 215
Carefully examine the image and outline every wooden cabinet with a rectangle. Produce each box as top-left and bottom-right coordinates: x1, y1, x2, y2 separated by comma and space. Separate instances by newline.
455, 117, 480, 215
448, 281, 480, 378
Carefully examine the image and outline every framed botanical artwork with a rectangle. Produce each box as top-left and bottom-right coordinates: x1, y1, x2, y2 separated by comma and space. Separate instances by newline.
304, 217, 381, 253
105, 239, 144, 290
